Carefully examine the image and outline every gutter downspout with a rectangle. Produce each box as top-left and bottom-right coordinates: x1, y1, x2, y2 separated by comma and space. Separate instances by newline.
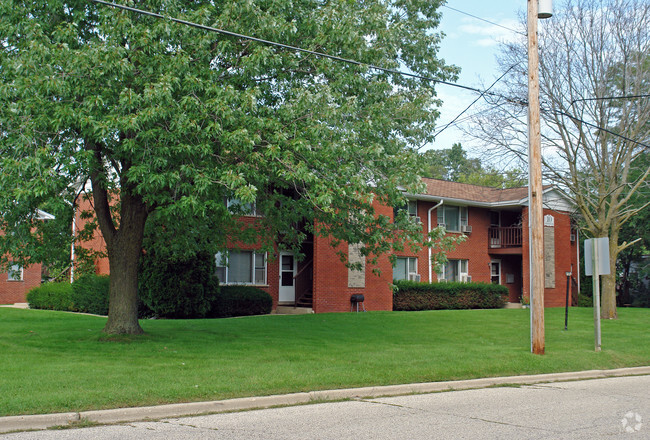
428, 200, 444, 283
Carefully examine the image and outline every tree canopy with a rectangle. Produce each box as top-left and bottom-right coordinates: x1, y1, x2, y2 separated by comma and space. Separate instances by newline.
421, 143, 525, 188
0, 0, 457, 333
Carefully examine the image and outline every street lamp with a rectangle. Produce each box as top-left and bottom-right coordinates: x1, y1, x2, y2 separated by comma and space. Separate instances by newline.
528, 0, 552, 355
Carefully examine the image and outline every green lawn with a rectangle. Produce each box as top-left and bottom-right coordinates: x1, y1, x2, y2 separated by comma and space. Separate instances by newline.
1, 307, 649, 416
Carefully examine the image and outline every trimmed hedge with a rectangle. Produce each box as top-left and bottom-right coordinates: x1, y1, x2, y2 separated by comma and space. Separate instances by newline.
139, 251, 220, 319
393, 280, 507, 311
26, 282, 74, 311
211, 285, 273, 318
71, 274, 110, 315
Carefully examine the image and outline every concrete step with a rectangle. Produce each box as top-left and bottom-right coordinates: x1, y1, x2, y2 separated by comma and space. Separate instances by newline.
504, 302, 523, 309
273, 306, 314, 315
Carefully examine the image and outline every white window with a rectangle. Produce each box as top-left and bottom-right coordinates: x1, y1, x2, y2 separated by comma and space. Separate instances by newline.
393, 257, 418, 281
394, 200, 418, 219
437, 259, 468, 282
437, 205, 468, 232
7, 264, 23, 281
215, 251, 266, 285
225, 198, 258, 216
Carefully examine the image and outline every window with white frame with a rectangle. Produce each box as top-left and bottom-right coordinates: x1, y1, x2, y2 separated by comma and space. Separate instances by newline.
225, 198, 258, 216
437, 205, 468, 232
393, 257, 418, 281
7, 264, 23, 281
393, 200, 418, 220
437, 259, 468, 282
215, 251, 266, 284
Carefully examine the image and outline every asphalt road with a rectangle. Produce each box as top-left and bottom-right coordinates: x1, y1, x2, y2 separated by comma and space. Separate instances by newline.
3, 375, 649, 439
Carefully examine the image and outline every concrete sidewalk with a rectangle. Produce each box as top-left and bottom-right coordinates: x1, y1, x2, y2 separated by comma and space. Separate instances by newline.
2, 366, 649, 434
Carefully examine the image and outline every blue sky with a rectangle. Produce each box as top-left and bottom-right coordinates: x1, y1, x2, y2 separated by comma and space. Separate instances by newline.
432, 1, 526, 152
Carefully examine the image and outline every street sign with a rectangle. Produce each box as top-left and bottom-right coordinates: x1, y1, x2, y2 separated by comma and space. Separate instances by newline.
584, 238, 610, 276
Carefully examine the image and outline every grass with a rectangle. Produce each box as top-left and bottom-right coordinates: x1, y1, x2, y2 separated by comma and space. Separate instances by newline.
0, 307, 649, 416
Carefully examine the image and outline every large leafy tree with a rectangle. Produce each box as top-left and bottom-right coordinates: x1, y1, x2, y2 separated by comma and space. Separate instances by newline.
467, 0, 649, 319
0, 0, 457, 333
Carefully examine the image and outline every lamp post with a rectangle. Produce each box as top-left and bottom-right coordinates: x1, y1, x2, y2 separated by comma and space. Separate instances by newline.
528, 0, 552, 355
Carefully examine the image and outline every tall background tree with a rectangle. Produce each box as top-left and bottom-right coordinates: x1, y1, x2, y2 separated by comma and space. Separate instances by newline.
0, 0, 458, 333
422, 143, 526, 188
466, 0, 649, 319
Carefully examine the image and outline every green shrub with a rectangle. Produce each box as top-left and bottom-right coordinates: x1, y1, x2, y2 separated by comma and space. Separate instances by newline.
393, 280, 507, 311
139, 251, 219, 319
71, 274, 110, 315
27, 282, 74, 311
212, 285, 273, 318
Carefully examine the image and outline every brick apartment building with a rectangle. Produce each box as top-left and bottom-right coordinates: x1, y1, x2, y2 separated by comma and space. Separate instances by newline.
64, 178, 579, 313
0, 210, 55, 304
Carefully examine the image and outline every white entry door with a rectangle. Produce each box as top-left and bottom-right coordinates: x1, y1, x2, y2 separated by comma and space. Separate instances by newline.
491, 260, 502, 285
279, 253, 297, 303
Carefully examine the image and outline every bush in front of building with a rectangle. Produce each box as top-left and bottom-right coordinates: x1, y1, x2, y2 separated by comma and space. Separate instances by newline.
27, 282, 74, 311
71, 274, 110, 315
393, 280, 507, 311
211, 285, 273, 318
139, 251, 220, 319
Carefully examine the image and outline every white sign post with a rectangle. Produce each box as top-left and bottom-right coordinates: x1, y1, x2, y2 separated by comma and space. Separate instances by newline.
584, 237, 610, 352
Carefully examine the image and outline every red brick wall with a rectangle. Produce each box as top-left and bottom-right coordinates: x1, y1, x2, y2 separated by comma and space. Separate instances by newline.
312, 233, 393, 313
522, 208, 578, 307
0, 263, 42, 304
73, 195, 110, 276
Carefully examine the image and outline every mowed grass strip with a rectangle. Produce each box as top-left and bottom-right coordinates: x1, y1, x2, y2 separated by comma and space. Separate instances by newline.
1, 307, 648, 416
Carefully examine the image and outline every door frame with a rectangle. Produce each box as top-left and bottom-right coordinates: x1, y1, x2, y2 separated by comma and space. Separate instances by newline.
278, 252, 297, 303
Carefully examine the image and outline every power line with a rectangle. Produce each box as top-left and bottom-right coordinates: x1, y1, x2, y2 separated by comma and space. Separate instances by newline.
441, 5, 526, 36
89, 1, 648, 151
571, 94, 650, 106
543, 108, 650, 150
89, 0, 487, 96
435, 64, 516, 139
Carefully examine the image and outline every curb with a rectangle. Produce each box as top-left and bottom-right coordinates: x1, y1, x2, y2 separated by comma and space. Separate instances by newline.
2, 366, 649, 433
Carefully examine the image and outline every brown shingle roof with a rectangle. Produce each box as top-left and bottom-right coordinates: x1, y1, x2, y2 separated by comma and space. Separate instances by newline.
419, 178, 551, 204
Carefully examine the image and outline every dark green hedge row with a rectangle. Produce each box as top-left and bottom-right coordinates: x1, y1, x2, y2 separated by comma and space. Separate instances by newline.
27, 274, 110, 315
393, 280, 507, 311
212, 285, 273, 318
26, 282, 74, 311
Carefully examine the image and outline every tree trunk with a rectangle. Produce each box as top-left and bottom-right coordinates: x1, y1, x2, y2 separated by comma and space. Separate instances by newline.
102, 191, 149, 335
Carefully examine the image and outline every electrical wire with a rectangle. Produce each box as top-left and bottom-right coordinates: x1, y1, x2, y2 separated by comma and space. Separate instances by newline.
441, 5, 526, 36
90, 0, 488, 96
571, 94, 650, 106
435, 64, 516, 139
89, 0, 649, 151
546, 108, 650, 150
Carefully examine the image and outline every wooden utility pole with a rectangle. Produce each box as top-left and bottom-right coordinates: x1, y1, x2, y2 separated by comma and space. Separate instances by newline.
528, 0, 545, 355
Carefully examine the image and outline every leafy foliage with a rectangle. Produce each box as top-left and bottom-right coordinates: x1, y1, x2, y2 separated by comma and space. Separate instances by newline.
0, 0, 457, 333
26, 282, 74, 311
139, 251, 219, 319
71, 274, 110, 316
393, 280, 507, 311
421, 143, 525, 188
211, 285, 273, 318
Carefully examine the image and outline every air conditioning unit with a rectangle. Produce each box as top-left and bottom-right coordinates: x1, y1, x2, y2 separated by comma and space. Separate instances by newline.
437, 223, 447, 228
408, 273, 421, 282
412, 216, 422, 224
460, 274, 468, 283
570, 233, 576, 242
461, 225, 472, 234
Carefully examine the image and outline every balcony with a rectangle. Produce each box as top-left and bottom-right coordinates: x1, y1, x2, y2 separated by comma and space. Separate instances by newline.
489, 226, 523, 254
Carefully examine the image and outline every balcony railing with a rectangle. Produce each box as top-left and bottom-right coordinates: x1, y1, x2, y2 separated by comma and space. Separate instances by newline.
489, 226, 522, 248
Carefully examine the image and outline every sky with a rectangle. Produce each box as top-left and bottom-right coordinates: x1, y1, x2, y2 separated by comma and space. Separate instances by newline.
431, 0, 526, 153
